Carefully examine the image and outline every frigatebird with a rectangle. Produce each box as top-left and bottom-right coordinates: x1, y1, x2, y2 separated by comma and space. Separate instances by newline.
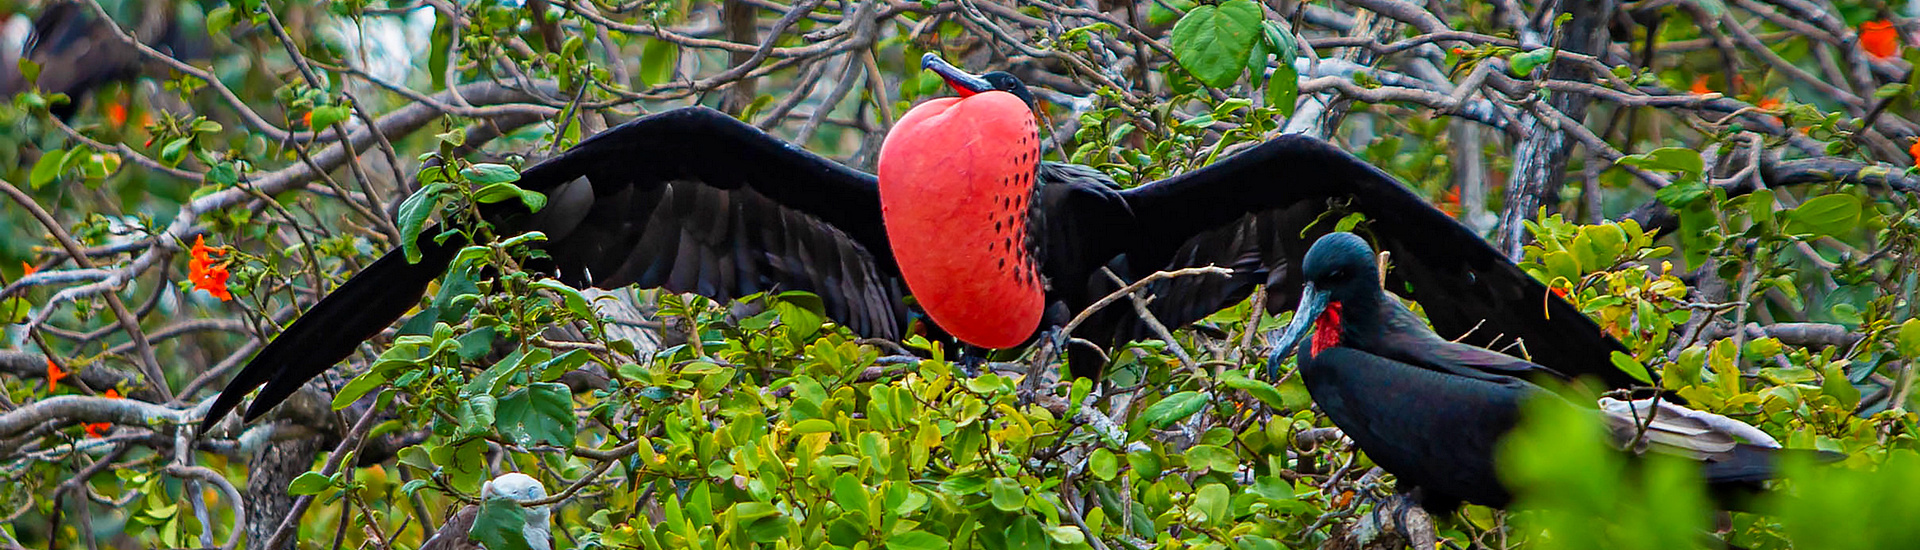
200, 55, 1637, 431
1270, 232, 1839, 511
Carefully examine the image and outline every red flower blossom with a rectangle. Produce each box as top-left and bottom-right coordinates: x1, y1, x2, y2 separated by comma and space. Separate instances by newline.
1910, 138, 1920, 168
1862, 20, 1901, 59
20, 261, 36, 276
46, 358, 68, 391
188, 235, 233, 301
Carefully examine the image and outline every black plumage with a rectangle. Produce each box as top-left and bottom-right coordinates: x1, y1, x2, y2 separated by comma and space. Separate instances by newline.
1272, 232, 1839, 511
201, 102, 1637, 431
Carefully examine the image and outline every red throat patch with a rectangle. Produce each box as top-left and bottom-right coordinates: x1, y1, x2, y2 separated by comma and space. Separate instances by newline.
1309, 301, 1343, 355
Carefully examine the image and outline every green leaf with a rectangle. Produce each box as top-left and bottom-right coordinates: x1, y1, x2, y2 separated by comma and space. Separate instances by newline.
1007, 516, 1047, 550
472, 182, 546, 212
639, 39, 679, 87
886, 531, 950, 550
287, 472, 334, 496
1139, 391, 1209, 429
496, 382, 576, 446
1089, 448, 1119, 481
1783, 194, 1861, 238
529, 280, 594, 320
792, 418, 837, 434
1220, 370, 1287, 408
160, 138, 191, 166
1609, 351, 1654, 385
396, 183, 452, 263
1617, 147, 1704, 176
1185, 444, 1237, 473
1262, 20, 1296, 61
1896, 319, 1920, 360
309, 105, 350, 129
1654, 180, 1710, 207
988, 477, 1025, 512
462, 163, 522, 184
831, 474, 869, 519
1169, 0, 1263, 88
1194, 482, 1230, 526
331, 369, 392, 410
30, 147, 66, 188
533, 349, 591, 382
1266, 63, 1298, 117
1509, 47, 1556, 76
470, 497, 535, 550
1821, 362, 1860, 410
207, 5, 233, 36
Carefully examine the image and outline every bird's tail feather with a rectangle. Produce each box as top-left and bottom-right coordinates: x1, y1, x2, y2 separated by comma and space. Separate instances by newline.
199, 234, 464, 433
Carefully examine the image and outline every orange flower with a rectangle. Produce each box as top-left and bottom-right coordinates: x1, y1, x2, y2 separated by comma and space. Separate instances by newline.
84, 389, 120, 437
187, 235, 233, 301
1552, 286, 1570, 299
1755, 97, 1781, 111
1862, 20, 1901, 59
1690, 75, 1712, 95
1909, 138, 1920, 167
1439, 187, 1463, 217
20, 261, 36, 276
45, 358, 68, 391
106, 103, 128, 127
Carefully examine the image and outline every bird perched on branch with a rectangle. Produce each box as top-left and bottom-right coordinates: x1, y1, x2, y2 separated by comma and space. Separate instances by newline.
202, 54, 1638, 432
421, 472, 552, 550
1269, 232, 1841, 515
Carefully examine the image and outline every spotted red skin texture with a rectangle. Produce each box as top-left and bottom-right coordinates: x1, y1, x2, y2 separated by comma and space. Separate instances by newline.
1311, 301, 1344, 356
878, 91, 1042, 349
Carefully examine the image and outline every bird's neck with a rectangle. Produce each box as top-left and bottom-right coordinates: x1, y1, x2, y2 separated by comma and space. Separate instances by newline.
1317, 290, 1396, 353
524, 508, 552, 549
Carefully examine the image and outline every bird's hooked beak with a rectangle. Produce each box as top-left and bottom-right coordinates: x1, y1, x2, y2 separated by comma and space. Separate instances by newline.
1267, 282, 1329, 378
922, 52, 994, 96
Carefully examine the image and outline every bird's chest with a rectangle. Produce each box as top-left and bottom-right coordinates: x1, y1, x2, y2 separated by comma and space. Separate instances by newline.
877, 96, 1045, 348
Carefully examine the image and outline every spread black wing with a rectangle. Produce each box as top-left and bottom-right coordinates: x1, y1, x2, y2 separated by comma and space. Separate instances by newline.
201, 107, 905, 431
1105, 135, 1636, 388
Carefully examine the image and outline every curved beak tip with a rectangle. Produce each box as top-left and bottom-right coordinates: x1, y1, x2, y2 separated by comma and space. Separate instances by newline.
921, 53, 992, 94
1266, 284, 1327, 378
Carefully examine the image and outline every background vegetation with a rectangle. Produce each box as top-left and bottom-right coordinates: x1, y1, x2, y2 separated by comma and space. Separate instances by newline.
1, 0, 1919, 548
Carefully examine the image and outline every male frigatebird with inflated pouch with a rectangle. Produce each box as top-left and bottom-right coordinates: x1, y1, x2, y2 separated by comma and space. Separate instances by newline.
1270, 232, 1840, 512
200, 54, 1639, 431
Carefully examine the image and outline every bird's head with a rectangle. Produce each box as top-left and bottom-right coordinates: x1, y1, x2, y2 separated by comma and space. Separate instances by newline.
481, 472, 549, 502
921, 52, 1038, 113
481, 472, 553, 549
1268, 232, 1381, 374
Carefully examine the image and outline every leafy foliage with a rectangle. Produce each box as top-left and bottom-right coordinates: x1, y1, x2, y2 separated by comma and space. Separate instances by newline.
2, 0, 1919, 549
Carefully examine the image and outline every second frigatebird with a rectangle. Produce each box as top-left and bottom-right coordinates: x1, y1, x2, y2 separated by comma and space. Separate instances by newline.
1270, 232, 1839, 512
200, 55, 1638, 431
